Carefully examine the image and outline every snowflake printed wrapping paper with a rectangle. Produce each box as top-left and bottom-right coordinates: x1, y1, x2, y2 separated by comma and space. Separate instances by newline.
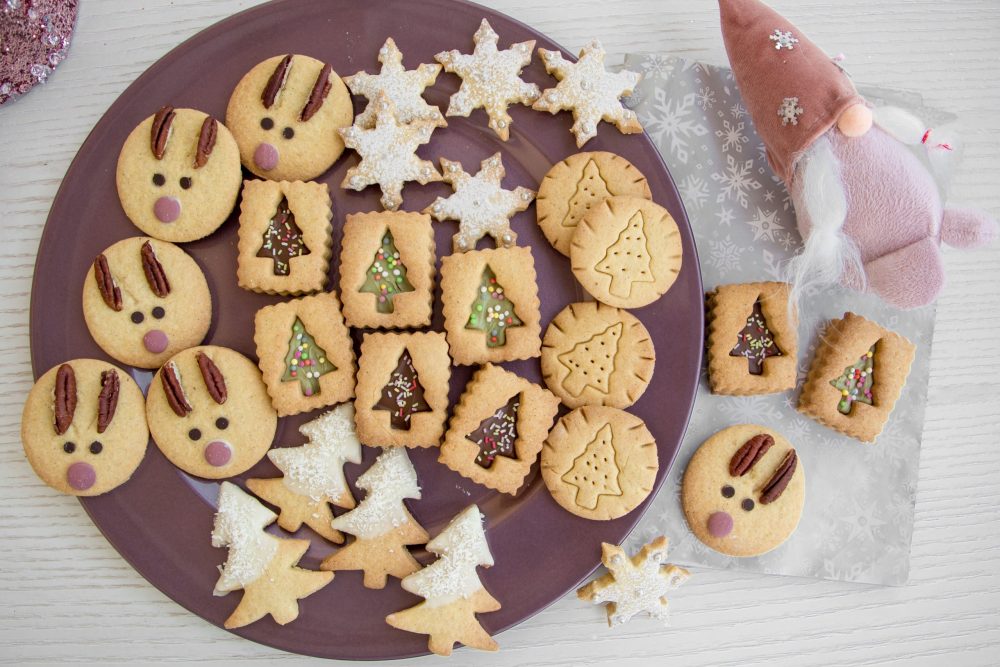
623, 54, 952, 585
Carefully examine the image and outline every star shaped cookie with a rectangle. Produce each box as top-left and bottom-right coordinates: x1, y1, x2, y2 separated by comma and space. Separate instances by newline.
577, 536, 689, 627
435, 19, 540, 141
533, 40, 643, 147
340, 92, 442, 210
424, 152, 536, 252
344, 38, 446, 129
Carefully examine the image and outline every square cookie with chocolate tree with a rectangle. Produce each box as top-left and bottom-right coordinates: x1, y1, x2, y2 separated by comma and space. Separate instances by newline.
339, 211, 435, 329
237, 179, 333, 295
254, 292, 356, 416
798, 312, 916, 443
440, 247, 541, 366
439, 363, 560, 495
706, 282, 797, 395
354, 332, 451, 448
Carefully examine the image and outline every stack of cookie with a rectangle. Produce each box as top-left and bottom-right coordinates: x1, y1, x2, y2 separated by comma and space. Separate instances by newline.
19, 17, 693, 656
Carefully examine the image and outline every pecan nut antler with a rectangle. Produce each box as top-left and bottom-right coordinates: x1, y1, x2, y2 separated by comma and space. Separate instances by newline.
54, 363, 77, 435
262, 55, 292, 108
194, 116, 218, 169
760, 450, 798, 504
729, 434, 773, 477
161, 362, 192, 417
97, 370, 120, 434
150, 105, 176, 160
300, 63, 333, 122
196, 352, 227, 404
140, 241, 170, 297
94, 254, 123, 311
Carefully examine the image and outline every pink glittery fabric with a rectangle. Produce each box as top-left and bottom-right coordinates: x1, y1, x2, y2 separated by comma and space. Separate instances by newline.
0, 0, 79, 106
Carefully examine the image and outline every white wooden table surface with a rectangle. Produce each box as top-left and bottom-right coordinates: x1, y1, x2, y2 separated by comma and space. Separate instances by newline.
2, 0, 998, 664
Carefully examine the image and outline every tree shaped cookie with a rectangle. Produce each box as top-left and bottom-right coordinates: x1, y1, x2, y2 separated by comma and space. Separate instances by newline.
830, 345, 876, 414
435, 19, 540, 141
344, 38, 446, 129
386, 505, 500, 656
533, 41, 643, 147
373, 348, 432, 430
730, 296, 784, 375
358, 229, 415, 314
578, 536, 689, 627
212, 482, 332, 629
246, 404, 362, 544
320, 447, 428, 588
425, 153, 536, 252
466, 265, 523, 347
339, 92, 442, 211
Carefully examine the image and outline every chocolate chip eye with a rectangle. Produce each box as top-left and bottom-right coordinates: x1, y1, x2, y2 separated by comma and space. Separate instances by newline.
90, 441, 103, 454
216, 417, 229, 430
721, 485, 735, 498
282, 127, 294, 139
179, 177, 192, 190
152, 306, 165, 319
741, 498, 755, 512
260, 117, 274, 130
189, 428, 202, 441
63, 442, 76, 453
130, 311, 144, 324
152, 173, 165, 186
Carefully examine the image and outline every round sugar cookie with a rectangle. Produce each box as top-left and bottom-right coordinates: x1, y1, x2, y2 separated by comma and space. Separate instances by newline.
146, 346, 277, 479
570, 196, 682, 309
682, 424, 804, 557
226, 54, 354, 181
536, 151, 651, 256
116, 106, 242, 242
82, 237, 212, 369
541, 301, 654, 409
21, 360, 148, 496
541, 406, 658, 521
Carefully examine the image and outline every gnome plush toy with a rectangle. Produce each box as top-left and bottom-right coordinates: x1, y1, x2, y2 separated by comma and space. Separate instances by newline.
719, 0, 996, 309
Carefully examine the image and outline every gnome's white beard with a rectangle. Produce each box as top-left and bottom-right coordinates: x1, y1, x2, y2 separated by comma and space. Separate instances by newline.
784, 134, 864, 305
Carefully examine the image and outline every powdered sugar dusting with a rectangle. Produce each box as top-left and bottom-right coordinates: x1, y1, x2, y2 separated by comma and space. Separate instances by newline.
269, 403, 363, 502
400, 505, 493, 606
212, 482, 279, 594
345, 37, 445, 129
331, 447, 420, 539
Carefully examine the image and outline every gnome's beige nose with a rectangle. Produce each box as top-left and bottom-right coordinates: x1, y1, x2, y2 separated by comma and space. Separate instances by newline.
838, 103, 873, 137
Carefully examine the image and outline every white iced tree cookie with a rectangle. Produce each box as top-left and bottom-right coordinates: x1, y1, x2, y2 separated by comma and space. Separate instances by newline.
344, 38, 446, 129
212, 482, 333, 629
435, 19, 540, 141
385, 504, 501, 656
246, 403, 362, 544
424, 153, 536, 252
577, 536, 689, 627
339, 92, 442, 211
533, 40, 643, 147
320, 447, 429, 589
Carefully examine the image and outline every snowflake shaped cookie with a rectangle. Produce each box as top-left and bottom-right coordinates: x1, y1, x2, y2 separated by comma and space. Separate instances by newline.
533, 40, 643, 148
424, 152, 536, 252
577, 536, 689, 627
778, 97, 804, 126
344, 38, 446, 129
340, 92, 442, 210
435, 19, 540, 141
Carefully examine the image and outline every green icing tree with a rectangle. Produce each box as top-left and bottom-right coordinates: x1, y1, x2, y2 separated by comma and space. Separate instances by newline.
359, 229, 414, 314
465, 265, 522, 348
282, 317, 336, 397
830, 344, 876, 415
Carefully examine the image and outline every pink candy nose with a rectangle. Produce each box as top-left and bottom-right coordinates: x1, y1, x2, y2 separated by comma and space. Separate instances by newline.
143, 329, 169, 354
67, 461, 96, 491
707, 511, 734, 538
254, 142, 279, 171
153, 196, 181, 223
204, 441, 232, 467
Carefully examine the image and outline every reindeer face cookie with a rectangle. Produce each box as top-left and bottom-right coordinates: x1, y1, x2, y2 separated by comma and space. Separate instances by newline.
21, 360, 149, 496
682, 424, 805, 557
116, 107, 242, 242
82, 237, 212, 369
226, 54, 354, 182
146, 346, 278, 479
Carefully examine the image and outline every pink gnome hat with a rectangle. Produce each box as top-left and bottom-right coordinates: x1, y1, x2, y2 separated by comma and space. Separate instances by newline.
719, 0, 997, 309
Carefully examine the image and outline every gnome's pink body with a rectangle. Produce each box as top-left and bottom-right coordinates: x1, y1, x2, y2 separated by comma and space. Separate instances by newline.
720, 0, 996, 309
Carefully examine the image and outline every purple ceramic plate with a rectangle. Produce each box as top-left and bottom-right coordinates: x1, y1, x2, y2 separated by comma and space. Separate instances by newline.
29, 0, 702, 659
